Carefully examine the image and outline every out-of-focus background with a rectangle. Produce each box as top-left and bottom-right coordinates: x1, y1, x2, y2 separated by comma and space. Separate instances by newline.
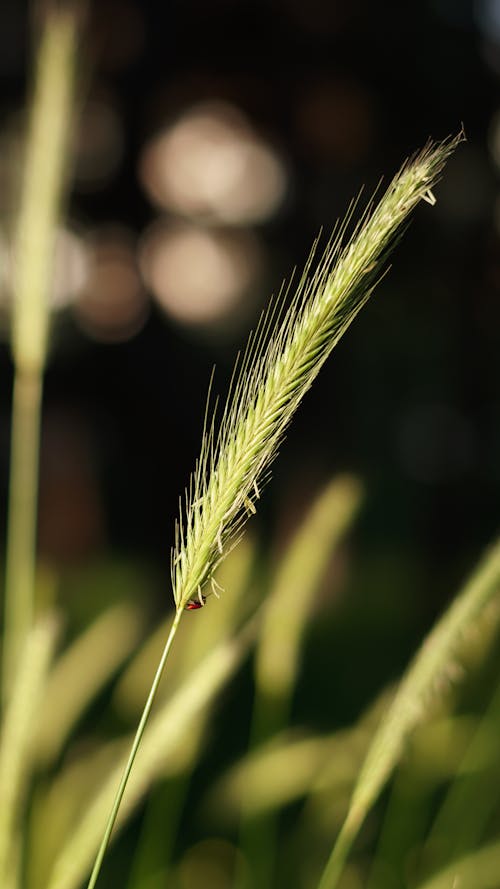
1, 1, 498, 584
0, 2, 499, 885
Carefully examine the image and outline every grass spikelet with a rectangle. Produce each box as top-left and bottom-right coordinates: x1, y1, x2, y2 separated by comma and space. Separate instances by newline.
171, 133, 464, 612
316, 536, 500, 889
85, 134, 462, 889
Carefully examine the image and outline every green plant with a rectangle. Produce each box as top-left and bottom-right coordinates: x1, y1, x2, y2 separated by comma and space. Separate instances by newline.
2, 4, 76, 702
4, 10, 500, 889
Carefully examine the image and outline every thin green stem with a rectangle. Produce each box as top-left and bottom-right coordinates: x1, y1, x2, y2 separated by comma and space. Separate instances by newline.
2, 370, 43, 703
86, 606, 184, 889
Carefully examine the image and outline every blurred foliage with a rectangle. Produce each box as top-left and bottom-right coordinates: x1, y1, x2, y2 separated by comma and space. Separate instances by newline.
2, 487, 499, 889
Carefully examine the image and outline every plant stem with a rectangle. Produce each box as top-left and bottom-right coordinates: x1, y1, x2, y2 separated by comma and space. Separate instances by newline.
1, 7, 77, 704
86, 606, 184, 889
0, 615, 58, 888
2, 371, 43, 703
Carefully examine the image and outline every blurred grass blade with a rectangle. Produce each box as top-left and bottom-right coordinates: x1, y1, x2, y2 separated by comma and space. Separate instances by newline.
213, 733, 347, 820
2, 6, 78, 701
421, 675, 500, 875
34, 603, 145, 765
46, 615, 259, 889
211, 688, 392, 823
11, 7, 77, 373
416, 841, 500, 889
114, 538, 255, 718
316, 537, 500, 889
124, 775, 189, 889
256, 474, 363, 708
28, 738, 129, 889
0, 616, 59, 887
238, 476, 362, 889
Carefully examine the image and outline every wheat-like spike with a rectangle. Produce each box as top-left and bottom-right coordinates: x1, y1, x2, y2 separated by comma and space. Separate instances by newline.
171, 133, 464, 610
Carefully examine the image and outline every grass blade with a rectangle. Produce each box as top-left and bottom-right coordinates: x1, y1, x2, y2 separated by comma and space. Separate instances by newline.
236, 476, 362, 889
34, 603, 145, 765
316, 537, 500, 889
2, 5, 78, 701
256, 474, 363, 706
416, 841, 500, 889
0, 616, 59, 887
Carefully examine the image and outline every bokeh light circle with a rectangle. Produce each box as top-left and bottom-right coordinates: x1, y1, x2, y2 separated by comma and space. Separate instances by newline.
139, 101, 287, 225
139, 221, 262, 329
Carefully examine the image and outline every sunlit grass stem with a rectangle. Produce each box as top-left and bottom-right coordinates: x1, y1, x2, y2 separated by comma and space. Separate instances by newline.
3, 372, 43, 700
2, 8, 76, 703
0, 616, 58, 888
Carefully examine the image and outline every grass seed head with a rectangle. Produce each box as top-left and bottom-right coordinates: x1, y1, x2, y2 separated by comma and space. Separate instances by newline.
171, 133, 464, 612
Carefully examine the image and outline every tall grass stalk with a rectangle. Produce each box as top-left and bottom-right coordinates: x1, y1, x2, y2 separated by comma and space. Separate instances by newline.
85, 134, 461, 888
2, 7, 77, 702
316, 536, 500, 889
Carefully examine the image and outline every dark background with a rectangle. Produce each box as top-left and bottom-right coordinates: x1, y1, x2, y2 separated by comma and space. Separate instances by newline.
0, 0, 499, 678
